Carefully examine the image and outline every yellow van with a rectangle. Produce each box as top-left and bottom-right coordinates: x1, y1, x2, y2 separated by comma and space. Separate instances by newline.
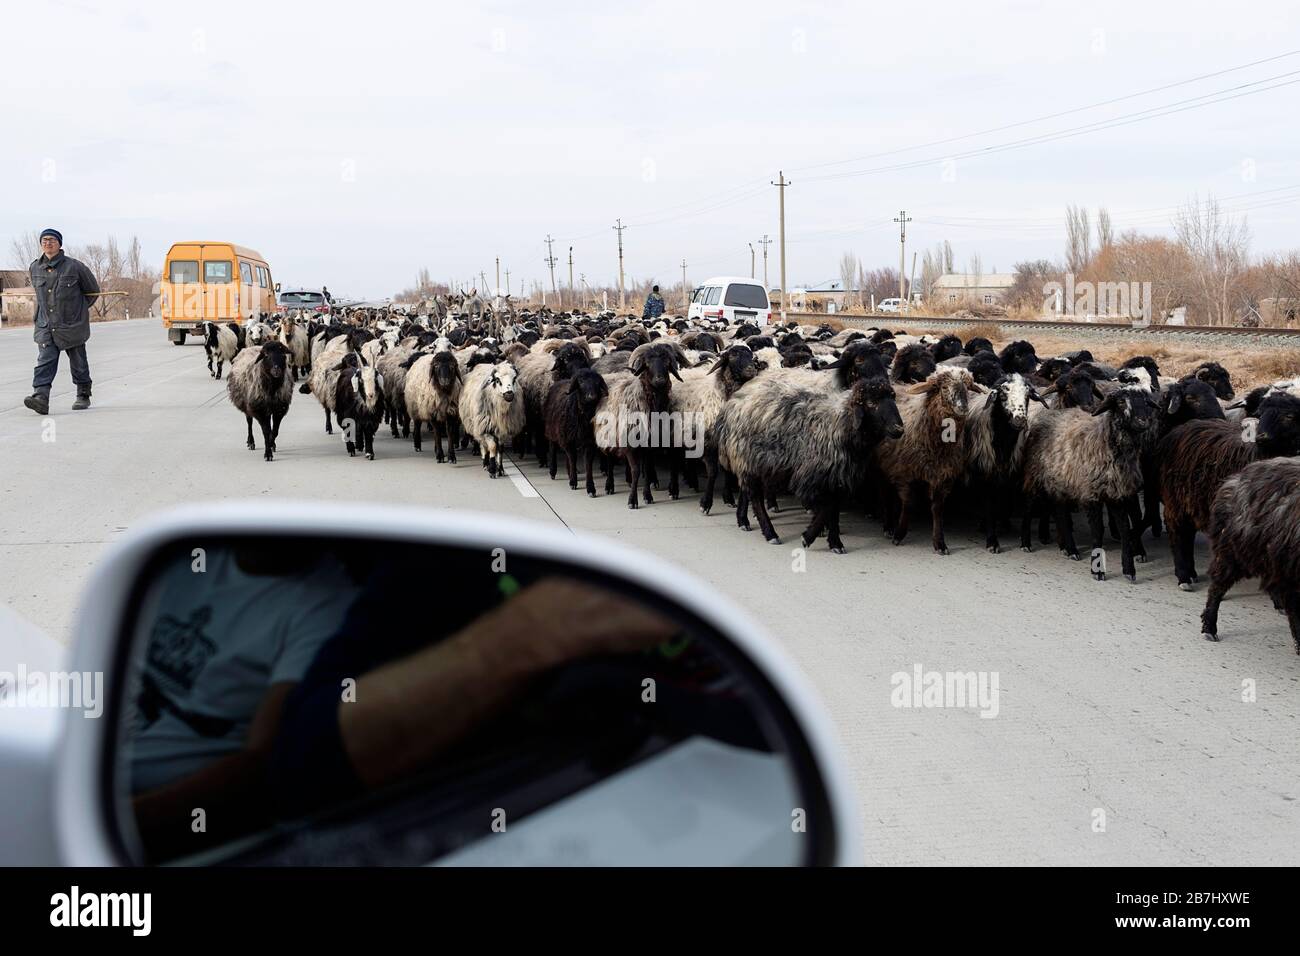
160, 242, 277, 344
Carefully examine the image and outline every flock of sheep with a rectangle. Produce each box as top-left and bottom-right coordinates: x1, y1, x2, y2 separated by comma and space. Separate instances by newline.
200, 303, 1300, 654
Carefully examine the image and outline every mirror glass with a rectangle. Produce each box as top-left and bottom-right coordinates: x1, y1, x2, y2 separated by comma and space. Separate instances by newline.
106, 536, 828, 865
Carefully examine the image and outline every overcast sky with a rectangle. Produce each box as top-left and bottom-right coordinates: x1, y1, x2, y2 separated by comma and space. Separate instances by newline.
4, 0, 1299, 298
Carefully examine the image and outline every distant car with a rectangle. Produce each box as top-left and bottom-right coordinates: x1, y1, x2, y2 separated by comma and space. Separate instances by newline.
687, 276, 772, 325
877, 297, 902, 314
277, 288, 332, 315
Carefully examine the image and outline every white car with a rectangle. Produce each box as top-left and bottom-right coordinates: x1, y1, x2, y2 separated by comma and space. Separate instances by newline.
877, 297, 903, 314
687, 276, 773, 325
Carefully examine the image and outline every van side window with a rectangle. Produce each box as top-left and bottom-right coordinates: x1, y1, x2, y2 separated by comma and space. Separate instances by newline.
239, 262, 253, 285
257, 267, 268, 288
204, 261, 233, 283
705, 287, 721, 306
169, 261, 199, 284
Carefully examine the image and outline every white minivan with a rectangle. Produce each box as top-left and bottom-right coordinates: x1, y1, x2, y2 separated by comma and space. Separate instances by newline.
687, 276, 773, 325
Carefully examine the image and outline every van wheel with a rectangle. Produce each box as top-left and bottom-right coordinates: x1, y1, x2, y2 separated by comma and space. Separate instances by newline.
171, 331, 187, 345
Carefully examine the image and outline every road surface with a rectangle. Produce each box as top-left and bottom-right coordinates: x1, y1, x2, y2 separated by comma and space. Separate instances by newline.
2, 319, 1297, 865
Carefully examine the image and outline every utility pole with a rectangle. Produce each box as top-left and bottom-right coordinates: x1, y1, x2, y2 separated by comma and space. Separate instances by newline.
613, 218, 626, 311
759, 234, 772, 290
544, 235, 558, 304
495, 257, 500, 296
894, 210, 912, 310
681, 258, 689, 312
504, 269, 511, 295
771, 173, 790, 319
479, 270, 488, 295
749, 243, 755, 279
567, 246, 574, 309
908, 251, 918, 312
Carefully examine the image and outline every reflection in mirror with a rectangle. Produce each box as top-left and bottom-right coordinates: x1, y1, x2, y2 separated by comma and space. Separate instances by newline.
109, 538, 823, 865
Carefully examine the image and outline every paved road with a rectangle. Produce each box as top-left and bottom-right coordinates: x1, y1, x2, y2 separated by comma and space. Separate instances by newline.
2, 319, 1297, 865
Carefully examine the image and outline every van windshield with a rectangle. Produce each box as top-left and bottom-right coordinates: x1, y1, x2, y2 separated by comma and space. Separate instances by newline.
724, 283, 767, 309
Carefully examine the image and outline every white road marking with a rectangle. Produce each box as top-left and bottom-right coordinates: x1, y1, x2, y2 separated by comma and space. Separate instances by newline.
499, 455, 540, 498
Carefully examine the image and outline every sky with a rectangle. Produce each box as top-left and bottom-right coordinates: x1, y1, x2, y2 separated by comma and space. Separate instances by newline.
3, 0, 1299, 299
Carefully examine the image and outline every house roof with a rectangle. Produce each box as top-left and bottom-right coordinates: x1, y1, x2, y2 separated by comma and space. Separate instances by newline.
801, 279, 859, 293
931, 273, 1015, 290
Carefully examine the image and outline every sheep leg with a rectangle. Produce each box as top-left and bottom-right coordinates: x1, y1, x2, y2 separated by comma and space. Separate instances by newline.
1057, 504, 1080, 559
1125, 495, 1148, 560
930, 484, 951, 555
245, 415, 256, 450
215, 359, 224, 380
1200, 554, 1243, 641
401, 408, 410, 439
412, 420, 423, 452
548, 441, 558, 479
736, 489, 751, 531
1019, 495, 1035, 552
365, 425, 375, 461
891, 485, 912, 546
433, 421, 446, 463
1038, 503, 1053, 544
642, 451, 655, 505
1109, 500, 1138, 582
1286, 593, 1300, 655
584, 446, 597, 497
324, 408, 333, 435
645, 456, 660, 490
626, 452, 642, 510
566, 447, 577, 489
605, 454, 616, 496
984, 485, 1002, 553
747, 478, 780, 543
668, 450, 681, 501
447, 419, 459, 464
699, 447, 719, 514
1085, 503, 1106, 577
270, 413, 283, 452
827, 505, 846, 554
1143, 457, 1163, 537
684, 457, 700, 492
258, 415, 275, 462
766, 491, 780, 514
722, 469, 738, 507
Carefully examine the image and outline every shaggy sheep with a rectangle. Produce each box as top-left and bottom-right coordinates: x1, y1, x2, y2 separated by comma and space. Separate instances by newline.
999, 340, 1039, 375
713, 374, 903, 552
875, 368, 980, 554
280, 320, 311, 380
225, 342, 293, 462
1020, 387, 1158, 581
930, 334, 964, 363
1201, 457, 1300, 649
543, 367, 608, 495
516, 339, 592, 465
333, 365, 386, 460
303, 333, 357, 434
403, 349, 464, 462
459, 361, 525, 478
891, 343, 938, 383
1188, 361, 1234, 400
964, 373, 1048, 552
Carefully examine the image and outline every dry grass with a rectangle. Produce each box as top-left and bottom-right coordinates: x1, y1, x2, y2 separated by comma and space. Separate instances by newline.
960, 322, 1003, 343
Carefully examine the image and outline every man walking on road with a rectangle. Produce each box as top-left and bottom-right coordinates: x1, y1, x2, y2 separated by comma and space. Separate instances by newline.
23, 228, 98, 415
642, 284, 665, 321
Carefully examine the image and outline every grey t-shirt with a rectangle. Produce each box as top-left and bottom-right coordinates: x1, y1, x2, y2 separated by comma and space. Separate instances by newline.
128, 549, 356, 793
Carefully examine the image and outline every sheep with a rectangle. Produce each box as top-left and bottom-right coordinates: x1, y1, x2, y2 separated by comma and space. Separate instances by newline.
930, 334, 963, 362
963, 373, 1048, 553
874, 367, 980, 554
999, 340, 1039, 375
376, 335, 431, 438
543, 367, 609, 495
245, 320, 273, 346
516, 340, 592, 465
1050, 366, 1104, 410
280, 320, 311, 380
1200, 457, 1300, 650
303, 333, 357, 434
712, 374, 903, 552
333, 365, 386, 460
203, 321, 242, 379
1188, 361, 1234, 400
225, 342, 293, 462
592, 342, 686, 509
1020, 387, 1158, 581
459, 361, 526, 478
1157, 392, 1300, 590
891, 343, 937, 383
963, 336, 994, 356
966, 351, 1005, 388
403, 349, 463, 461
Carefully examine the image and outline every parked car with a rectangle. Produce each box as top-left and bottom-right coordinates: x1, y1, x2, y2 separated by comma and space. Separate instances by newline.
277, 288, 332, 315
687, 276, 773, 325
877, 297, 903, 314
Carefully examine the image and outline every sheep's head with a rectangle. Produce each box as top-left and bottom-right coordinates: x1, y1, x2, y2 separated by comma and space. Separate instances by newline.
1191, 361, 1234, 400
550, 342, 592, 380
1037, 357, 1073, 383
963, 336, 994, 356
911, 366, 978, 416
890, 343, 938, 384
1255, 392, 1300, 457
256, 341, 292, 381
1055, 367, 1103, 411
852, 376, 904, 442
1092, 386, 1156, 436
986, 373, 1044, 429
1162, 378, 1224, 426
999, 340, 1039, 374
1121, 355, 1162, 383
629, 343, 683, 409
780, 343, 815, 368
931, 334, 963, 362
825, 340, 888, 387
488, 362, 518, 403
967, 351, 1004, 388
710, 345, 764, 386
567, 367, 608, 412
429, 350, 461, 390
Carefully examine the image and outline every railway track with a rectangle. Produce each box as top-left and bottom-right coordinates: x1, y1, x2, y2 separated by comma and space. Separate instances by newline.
783, 312, 1300, 346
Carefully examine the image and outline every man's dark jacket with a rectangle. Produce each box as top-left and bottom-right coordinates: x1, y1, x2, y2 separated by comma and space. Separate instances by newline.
29, 251, 99, 349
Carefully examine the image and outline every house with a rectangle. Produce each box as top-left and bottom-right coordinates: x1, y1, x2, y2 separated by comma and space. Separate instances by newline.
790, 279, 860, 312
0, 270, 35, 325
930, 273, 1016, 307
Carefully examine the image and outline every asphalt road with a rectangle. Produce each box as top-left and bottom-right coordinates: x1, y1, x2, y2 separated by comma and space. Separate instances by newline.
2, 319, 1297, 865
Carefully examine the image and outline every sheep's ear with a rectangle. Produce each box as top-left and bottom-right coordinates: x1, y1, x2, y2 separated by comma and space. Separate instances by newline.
330, 361, 347, 372
1091, 382, 1106, 401
567, 376, 582, 394
1028, 389, 1049, 406
969, 383, 987, 394
1092, 393, 1118, 416
707, 355, 727, 374
904, 379, 931, 395
1167, 390, 1184, 414
755, 360, 769, 371
253, 351, 266, 364
670, 366, 683, 381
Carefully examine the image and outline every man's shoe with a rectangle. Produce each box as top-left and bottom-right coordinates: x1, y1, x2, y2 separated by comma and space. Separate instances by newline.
71, 394, 91, 410
23, 394, 49, 415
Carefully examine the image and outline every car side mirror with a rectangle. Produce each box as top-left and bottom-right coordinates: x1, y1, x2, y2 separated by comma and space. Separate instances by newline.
274, 283, 281, 294
52, 502, 859, 866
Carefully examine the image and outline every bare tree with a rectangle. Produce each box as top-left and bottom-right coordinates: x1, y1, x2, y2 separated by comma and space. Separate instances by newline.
1096, 207, 1114, 250
838, 251, 857, 307
1174, 193, 1251, 325
967, 253, 983, 281
9, 230, 43, 269
1065, 204, 1092, 274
